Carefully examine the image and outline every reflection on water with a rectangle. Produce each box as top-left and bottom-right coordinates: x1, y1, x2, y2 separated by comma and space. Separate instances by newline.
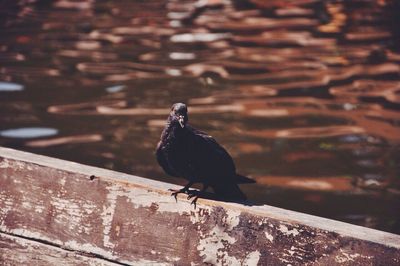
0, 0, 399, 233
0, 81, 24, 91
0, 127, 58, 138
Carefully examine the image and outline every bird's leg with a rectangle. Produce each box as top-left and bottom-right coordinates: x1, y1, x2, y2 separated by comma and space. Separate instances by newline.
169, 181, 194, 202
188, 184, 209, 209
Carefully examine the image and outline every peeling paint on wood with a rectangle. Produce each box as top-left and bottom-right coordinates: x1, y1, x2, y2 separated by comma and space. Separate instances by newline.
0, 147, 400, 265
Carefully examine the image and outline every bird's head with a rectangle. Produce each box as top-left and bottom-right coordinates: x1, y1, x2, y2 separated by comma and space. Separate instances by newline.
170, 103, 188, 128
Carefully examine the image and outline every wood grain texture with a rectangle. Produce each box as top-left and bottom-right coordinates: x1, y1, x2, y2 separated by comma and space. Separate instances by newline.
0, 147, 400, 265
0, 233, 118, 266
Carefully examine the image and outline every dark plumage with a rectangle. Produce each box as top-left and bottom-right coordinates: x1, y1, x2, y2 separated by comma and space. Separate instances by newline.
156, 103, 255, 206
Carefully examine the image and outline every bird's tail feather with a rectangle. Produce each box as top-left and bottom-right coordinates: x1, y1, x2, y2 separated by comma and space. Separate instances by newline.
235, 174, 256, 184
212, 182, 247, 201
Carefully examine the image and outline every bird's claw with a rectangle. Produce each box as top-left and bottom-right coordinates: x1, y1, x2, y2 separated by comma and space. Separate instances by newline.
171, 192, 178, 202
168, 188, 188, 202
187, 192, 196, 200
168, 187, 199, 209
190, 196, 198, 209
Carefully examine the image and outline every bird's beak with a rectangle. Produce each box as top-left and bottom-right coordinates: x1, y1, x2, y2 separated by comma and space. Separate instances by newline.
178, 115, 185, 128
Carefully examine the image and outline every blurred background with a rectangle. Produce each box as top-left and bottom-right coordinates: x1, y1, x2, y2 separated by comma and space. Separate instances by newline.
0, 0, 399, 234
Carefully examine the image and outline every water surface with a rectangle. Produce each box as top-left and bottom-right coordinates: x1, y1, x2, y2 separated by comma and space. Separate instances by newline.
1, 0, 399, 233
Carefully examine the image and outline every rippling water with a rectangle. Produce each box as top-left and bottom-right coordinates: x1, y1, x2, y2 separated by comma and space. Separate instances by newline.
1, 0, 399, 233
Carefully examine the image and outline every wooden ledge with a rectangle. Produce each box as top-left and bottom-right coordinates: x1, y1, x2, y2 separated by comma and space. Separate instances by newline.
0, 147, 399, 265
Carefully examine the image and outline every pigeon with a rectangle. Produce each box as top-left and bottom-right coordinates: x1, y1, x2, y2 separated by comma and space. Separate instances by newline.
156, 103, 255, 206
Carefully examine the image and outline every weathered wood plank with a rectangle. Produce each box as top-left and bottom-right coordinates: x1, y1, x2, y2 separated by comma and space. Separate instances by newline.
0, 147, 399, 265
0, 233, 119, 266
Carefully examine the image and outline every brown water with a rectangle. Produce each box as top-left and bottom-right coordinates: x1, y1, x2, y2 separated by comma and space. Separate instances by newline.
1, 0, 399, 233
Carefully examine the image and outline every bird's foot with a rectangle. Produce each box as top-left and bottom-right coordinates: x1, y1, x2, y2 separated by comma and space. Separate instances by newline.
187, 191, 201, 209
168, 188, 188, 202
190, 196, 199, 209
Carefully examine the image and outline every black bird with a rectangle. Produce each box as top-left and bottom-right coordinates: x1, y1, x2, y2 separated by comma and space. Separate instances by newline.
156, 103, 255, 206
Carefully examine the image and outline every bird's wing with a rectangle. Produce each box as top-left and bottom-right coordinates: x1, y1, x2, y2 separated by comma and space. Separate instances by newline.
194, 132, 255, 184
156, 141, 179, 177
187, 126, 236, 177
